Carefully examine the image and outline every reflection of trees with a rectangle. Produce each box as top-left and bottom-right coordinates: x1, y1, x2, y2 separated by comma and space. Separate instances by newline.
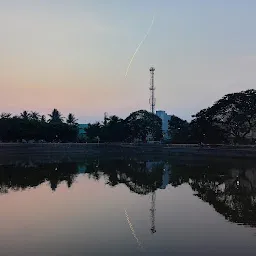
0, 163, 79, 193
86, 159, 165, 195
3, 158, 256, 229
3, 157, 256, 231
169, 162, 256, 228
0, 159, 166, 195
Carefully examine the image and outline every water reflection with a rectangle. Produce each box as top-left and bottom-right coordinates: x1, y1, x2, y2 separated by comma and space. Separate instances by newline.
189, 168, 256, 228
0, 162, 78, 193
1, 158, 256, 231
0, 159, 168, 195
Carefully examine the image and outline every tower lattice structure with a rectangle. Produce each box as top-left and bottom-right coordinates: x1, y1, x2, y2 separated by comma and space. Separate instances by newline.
149, 67, 156, 114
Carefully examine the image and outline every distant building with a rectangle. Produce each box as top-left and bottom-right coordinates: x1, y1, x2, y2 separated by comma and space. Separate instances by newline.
77, 164, 88, 174
78, 124, 88, 140
156, 110, 171, 139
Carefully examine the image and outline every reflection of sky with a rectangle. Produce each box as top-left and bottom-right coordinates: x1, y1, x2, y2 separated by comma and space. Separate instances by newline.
0, 174, 256, 255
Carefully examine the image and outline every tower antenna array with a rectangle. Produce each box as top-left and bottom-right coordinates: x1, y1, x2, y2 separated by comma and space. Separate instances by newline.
149, 67, 156, 114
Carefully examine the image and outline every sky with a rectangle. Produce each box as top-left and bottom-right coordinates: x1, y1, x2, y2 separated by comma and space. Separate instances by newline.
1, 0, 256, 123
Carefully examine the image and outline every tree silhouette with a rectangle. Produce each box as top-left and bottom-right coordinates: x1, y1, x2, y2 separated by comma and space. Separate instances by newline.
66, 113, 78, 126
48, 109, 63, 124
20, 110, 30, 120
168, 115, 190, 143
191, 89, 256, 144
125, 110, 162, 142
0, 113, 11, 119
30, 111, 40, 121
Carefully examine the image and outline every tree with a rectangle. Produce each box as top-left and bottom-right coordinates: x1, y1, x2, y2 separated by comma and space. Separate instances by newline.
190, 108, 228, 144
85, 122, 102, 142
0, 109, 78, 142
66, 113, 78, 126
48, 109, 63, 124
192, 89, 256, 144
101, 115, 126, 142
0, 113, 11, 119
124, 110, 162, 142
30, 111, 40, 121
213, 90, 256, 143
168, 115, 190, 143
20, 111, 30, 120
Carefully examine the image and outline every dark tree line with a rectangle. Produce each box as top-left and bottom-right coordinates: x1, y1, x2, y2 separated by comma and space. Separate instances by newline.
0, 109, 163, 143
168, 89, 256, 144
2, 89, 255, 144
86, 89, 256, 144
0, 109, 78, 142
85, 110, 163, 143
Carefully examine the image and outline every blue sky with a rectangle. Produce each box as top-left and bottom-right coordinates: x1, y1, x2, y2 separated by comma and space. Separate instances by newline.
1, 0, 256, 123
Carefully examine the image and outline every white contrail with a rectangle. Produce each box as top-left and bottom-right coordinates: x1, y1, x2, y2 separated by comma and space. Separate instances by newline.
124, 208, 144, 250
125, 15, 155, 77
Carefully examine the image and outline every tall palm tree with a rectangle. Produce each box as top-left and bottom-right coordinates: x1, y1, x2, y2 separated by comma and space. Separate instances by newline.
48, 109, 63, 123
66, 113, 78, 126
30, 111, 40, 121
20, 111, 30, 120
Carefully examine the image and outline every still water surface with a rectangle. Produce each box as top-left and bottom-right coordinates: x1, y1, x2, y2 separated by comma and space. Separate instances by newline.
0, 158, 256, 255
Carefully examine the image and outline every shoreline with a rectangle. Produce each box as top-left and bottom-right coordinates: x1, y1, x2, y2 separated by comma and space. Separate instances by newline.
1, 143, 256, 165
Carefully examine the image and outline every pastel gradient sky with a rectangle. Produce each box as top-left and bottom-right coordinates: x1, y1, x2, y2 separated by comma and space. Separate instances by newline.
1, 0, 256, 123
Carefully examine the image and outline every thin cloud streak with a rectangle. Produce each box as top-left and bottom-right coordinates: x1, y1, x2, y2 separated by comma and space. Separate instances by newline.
125, 15, 155, 77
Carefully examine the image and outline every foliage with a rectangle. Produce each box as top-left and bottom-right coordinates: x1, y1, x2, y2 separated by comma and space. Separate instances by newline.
85, 122, 102, 142
167, 89, 256, 144
20, 110, 30, 120
190, 108, 228, 144
101, 115, 127, 142
124, 110, 162, 142
2, 89, 256, 144
48, 109, 63, 124
191, 89, 256, 143
0, 113, 11, 119
85, 110, 162, 143
0, 109, 78, 142
211, 89, 256, 143
168, 115, 190, 143
66, 113, 78, 126
30, 111, 40, 121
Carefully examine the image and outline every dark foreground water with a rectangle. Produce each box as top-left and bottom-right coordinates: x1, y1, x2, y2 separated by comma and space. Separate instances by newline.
1, 157, 256, 255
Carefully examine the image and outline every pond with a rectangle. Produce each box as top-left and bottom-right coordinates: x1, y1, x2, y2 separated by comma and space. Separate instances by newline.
0, 157, 256, 255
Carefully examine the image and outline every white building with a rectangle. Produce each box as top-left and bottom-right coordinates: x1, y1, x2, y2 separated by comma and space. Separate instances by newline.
156, 110, 171, 139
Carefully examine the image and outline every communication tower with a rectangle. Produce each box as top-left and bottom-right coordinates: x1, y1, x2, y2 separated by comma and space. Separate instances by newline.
149, 67, 156, 114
